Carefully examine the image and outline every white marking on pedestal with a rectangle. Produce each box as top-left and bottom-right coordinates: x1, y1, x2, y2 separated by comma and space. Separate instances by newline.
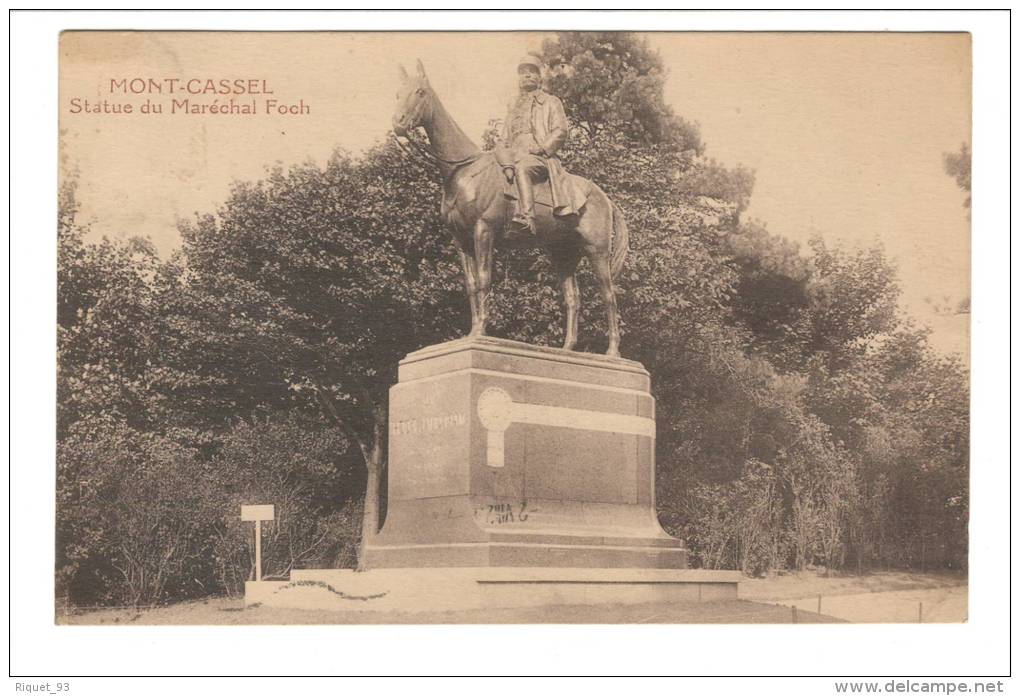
475, 386, 655, 468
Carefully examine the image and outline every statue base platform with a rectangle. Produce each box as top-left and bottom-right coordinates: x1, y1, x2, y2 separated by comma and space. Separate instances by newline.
244, 567, 741, 614
364, 336, 687, 570
242, 338, 744, 615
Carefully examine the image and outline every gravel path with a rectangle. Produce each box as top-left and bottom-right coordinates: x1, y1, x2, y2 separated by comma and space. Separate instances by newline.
58, 597, 843, 625
59, 571, 964, 624
764, 586, 967, 623
741, 571, 968, 623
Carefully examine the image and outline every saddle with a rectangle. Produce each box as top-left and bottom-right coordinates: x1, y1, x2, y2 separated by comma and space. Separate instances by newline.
491, 146, 591, 213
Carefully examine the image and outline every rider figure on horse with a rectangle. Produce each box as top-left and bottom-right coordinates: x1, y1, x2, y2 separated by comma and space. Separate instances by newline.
501, 55, 579, 235
391, 56, 627, 356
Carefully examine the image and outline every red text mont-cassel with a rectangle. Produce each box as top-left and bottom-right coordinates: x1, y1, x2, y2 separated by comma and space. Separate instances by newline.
109, 78, 275, 95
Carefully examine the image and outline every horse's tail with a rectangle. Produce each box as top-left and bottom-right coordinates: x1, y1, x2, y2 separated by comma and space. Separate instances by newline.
609, 201, 629, 278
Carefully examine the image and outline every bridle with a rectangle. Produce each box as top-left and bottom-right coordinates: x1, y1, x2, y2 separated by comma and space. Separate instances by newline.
392, 85, 481, 175
391, 131, 437, 171
393, 131, 479, 169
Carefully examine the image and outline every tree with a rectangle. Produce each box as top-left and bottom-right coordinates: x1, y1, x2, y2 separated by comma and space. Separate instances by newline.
786, 238, 900, 373
176, 145, 465, 563
725, 220, 812, 367
58, 178, 172, 436
871, 328, 969, 569
943, 141, 971, 210
539, 32, 703, 152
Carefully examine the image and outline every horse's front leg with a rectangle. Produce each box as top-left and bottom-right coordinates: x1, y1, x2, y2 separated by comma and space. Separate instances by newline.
471, 220, 495, 337
455, 245, 481, 336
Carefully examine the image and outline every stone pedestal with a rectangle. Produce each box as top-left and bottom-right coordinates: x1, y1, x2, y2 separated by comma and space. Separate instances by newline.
363, 336, 688, 570
243, 337, 741, 614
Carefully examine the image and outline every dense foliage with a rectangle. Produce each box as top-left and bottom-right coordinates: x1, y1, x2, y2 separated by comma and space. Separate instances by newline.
57, 33, 968, 607
943, 142, 971, 210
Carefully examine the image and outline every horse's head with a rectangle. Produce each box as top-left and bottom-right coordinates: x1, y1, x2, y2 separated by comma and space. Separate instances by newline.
393, 59, 433, 137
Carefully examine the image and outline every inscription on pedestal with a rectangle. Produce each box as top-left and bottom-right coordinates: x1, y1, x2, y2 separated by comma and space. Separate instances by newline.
476, 501, 531, 525
391, 412, 466, 436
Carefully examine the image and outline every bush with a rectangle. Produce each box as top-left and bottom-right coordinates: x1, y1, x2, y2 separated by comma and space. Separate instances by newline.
207, 415, 361, 596
56, 416, 216, 606
681, 460, 786, 576
56, 413, 361, 606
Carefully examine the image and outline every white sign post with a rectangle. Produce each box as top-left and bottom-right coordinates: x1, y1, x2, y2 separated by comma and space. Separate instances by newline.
240, 504, 275, 581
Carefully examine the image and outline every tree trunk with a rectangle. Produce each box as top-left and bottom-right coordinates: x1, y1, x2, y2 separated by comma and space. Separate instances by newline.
312, 386, 389, 571
357, 406, 387, 570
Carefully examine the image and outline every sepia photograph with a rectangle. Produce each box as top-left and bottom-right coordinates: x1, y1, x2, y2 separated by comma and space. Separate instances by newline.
8, 9, 1011, 683
55, 29, 973, 625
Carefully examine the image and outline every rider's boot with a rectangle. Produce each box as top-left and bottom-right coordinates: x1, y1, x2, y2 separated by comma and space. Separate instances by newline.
510, 170, 537, 235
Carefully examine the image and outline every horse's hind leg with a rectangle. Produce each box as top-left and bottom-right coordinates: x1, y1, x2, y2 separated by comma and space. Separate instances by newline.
587, 248, 621, 358
551, 247, 583, 351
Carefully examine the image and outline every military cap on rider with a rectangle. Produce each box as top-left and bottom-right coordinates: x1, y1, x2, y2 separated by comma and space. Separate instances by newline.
517, 55, 543, 72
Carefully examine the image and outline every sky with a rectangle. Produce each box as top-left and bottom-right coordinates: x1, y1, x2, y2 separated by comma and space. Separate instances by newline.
59, 31, 971, 357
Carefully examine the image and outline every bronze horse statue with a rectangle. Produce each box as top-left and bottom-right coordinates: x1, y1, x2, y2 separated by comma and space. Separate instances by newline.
392, 60, 628, 357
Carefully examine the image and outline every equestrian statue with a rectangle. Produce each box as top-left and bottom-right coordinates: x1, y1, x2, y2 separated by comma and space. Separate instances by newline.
392, 56, 629, 357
